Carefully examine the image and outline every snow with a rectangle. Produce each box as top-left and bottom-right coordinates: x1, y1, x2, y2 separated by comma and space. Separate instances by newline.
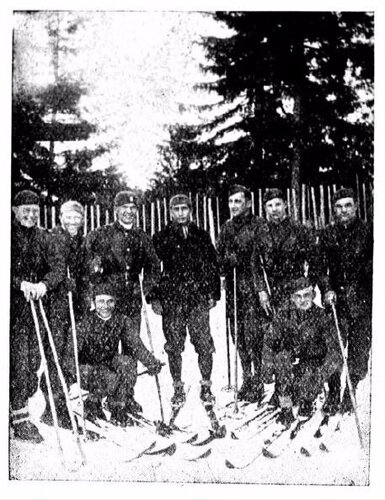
9, 294, 371, 486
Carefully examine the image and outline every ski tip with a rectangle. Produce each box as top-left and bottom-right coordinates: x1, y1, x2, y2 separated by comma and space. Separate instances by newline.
165, 443, 177, 456
187, 448, 212, 461
300, 447, 311, 457
314, 429, 322, 438
225, 459, 235, 469
262, 447, 277, 459
185, 433, 199, 444
214, 425, 227, 439
319, 442, 329, 453
230, 431, 239, 440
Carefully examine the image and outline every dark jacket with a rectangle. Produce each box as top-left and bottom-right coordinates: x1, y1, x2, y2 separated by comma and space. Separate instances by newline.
65, 311, 159, 379
217, 211, 269, 296
317, 217, 373, 305
85, 221, 160, 311
50, 225, 89, 316
152, 222, 220, 305
253, 217, 317, 300
10, 220, 66, 321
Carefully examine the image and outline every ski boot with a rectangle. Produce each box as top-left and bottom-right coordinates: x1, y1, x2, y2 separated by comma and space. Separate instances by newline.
247, 379, 265, 404
200, 380, 226, 438
276, 407, 295, 427
40, 396, 72, 429
12, 420, 44, 443
110, 403, 132, 427
84, 398, 106, 423
297, 399, 313, 420
171, 381, 186, 408
237, 377, 253, 402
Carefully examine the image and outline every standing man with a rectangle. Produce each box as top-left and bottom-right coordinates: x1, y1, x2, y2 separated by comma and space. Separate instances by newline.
151, 194, 220, 408
265, 277, 341, 425
40, 200, 89, 429
253, 188, 318, 314
85, 190, 160, 345
10, 190, 66, 442
318, 187, 373, 414
216, 185, 269, 403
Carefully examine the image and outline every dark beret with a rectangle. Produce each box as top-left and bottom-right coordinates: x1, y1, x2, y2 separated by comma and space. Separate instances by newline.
93, 280, 117, 298
289, 276, 313, 294
263, 188, 285, 204
169, 194, 192, 208
13, 190, 40, 206
228, 184, 252, 200
332, 188, 356, 205
114, 191, 138, 208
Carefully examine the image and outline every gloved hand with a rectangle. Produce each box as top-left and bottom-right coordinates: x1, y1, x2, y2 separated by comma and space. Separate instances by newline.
20, 281, 34, 301
226, 252, 238, 267
90, 255, 103, 274
32, 282, 47, 300
151, 300, 163, 315
147, 360, 164, 376
208, 297, 217, 309
324, 290, 336, 305
259, 290, 272, 315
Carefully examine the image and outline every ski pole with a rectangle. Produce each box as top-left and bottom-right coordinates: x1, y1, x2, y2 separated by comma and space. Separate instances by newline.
67, 267, 87, 441
233, 267, 239, 414
39, 300, 87, 464
226, 317, 232, 389
139, 272, 165, 423
331, 302, 364, 449
30, 300, 65, 466
259, 253, 275, 316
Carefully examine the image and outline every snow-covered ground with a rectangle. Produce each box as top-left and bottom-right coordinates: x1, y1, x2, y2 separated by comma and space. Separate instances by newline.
9, 294, 371, 486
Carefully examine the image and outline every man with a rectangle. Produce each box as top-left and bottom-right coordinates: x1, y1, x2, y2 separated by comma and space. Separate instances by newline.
265, 277, 341, 425
254, 188, 318, 312
318, 187, 373, 414
216, 184, 269, 402
40, 200, 89, 429
10, 190, 66, 442
85, 191, 160, 344
64, 281, 163, 425
151, 194, 220, 408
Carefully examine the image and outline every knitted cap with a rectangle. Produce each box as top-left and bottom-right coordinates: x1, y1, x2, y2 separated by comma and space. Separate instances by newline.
60, 200, 84, 216
228, 184, 252, 200
169, 194, 192, 208
93, 280, 116, 298
332, 187, 356, 205
114, 190, 138, 208
290, 276, 313, 294
13, 190, 40, 206
263, 188, 285, 204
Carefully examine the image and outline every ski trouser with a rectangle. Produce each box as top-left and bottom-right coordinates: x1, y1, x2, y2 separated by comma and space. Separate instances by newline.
162, 300, 215, 382
80, 354, 138, 404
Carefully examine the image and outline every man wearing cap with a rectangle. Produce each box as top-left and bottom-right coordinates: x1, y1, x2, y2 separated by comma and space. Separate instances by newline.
265, 277, 341, 425
40, 200, 89, 429
216, 184, 269, 403
63, 281, 163, 425
253, 188, 318, 312
151, 194, 220, 407
318, 187, 373, 414
10, 190, 66, 442
85, 191, 160, 344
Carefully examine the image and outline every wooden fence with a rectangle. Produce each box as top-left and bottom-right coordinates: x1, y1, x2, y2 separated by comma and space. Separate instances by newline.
39, 180, 373, 242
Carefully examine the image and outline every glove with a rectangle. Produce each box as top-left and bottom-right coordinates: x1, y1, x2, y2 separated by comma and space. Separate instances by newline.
324, 290, 336, 305
20, 281, 34, 301
259, 290, 272, 315
151, 300, 163, 316
147, 360, 163, 376
90, 255, 103, 274
32, 282, 47, 300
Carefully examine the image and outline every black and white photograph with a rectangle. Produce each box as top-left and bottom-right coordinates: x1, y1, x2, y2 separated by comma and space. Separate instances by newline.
2, 2, 384, 498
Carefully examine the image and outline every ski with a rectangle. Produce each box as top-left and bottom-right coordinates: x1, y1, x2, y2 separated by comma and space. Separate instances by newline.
124, 441, 157, 463
144, 442, 177, 456
183, 448, 212, 462
230, 407, 280, 440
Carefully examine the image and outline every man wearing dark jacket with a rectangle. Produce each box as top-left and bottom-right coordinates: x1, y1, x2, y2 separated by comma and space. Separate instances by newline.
152, 194, 220, 407
265, 277, 341, 425
318, 187, 373, 414
85, 191, 160, 345
10, 190, 66, 442
40, 200, 89, 429
216, 184, 269, 402
64, 281, 163, 425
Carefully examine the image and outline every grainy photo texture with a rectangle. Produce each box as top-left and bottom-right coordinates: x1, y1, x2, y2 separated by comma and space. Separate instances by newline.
9, 10, 373, 486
